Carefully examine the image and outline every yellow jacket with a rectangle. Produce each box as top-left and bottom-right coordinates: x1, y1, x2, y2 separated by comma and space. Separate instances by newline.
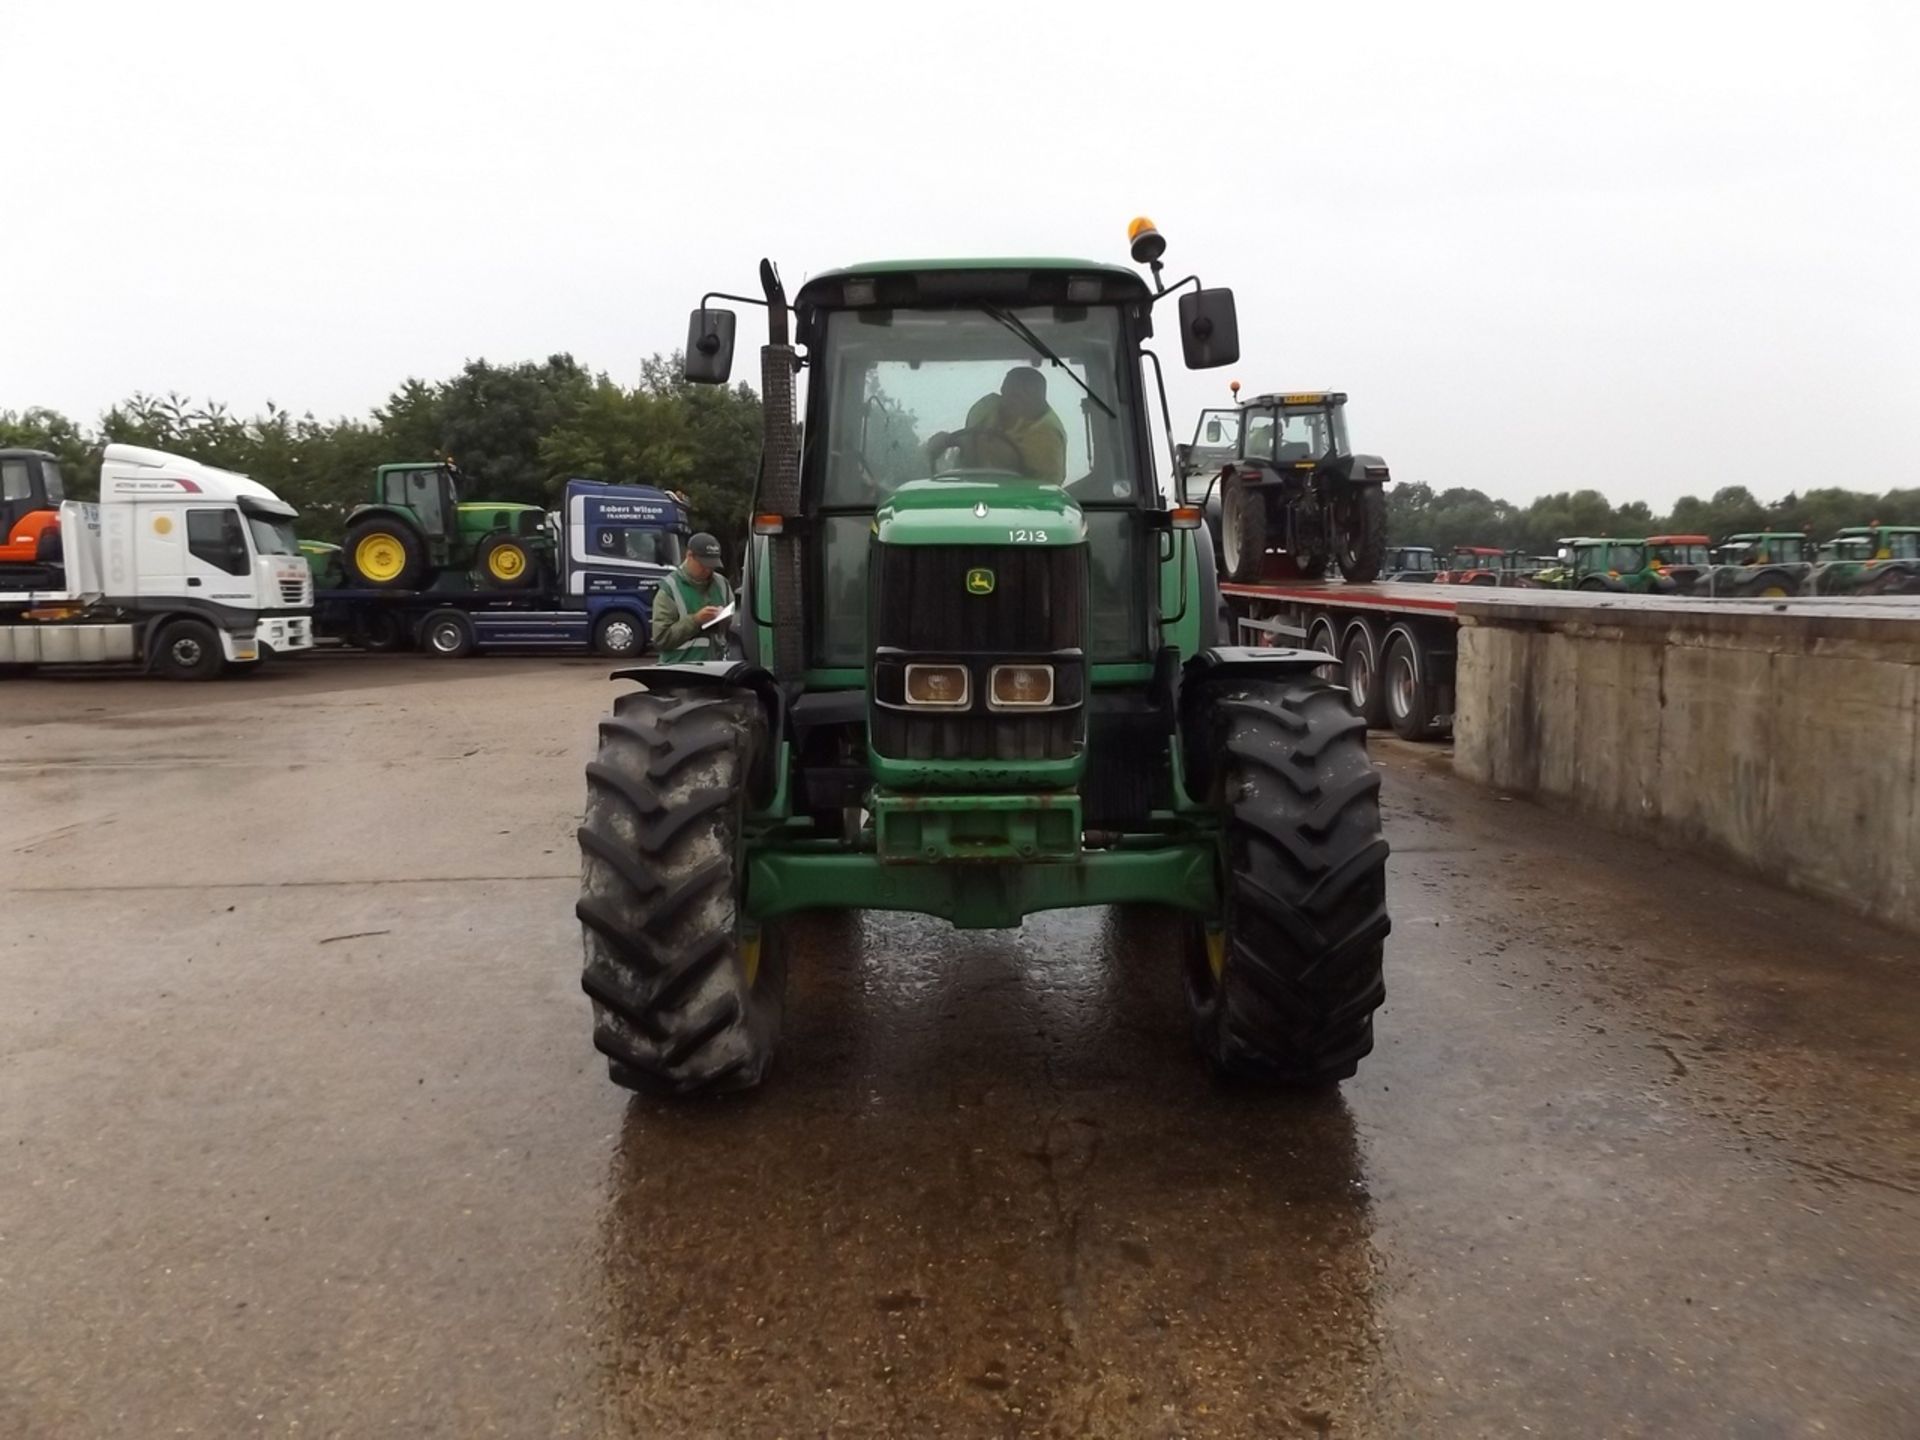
964, 394, 1067, 483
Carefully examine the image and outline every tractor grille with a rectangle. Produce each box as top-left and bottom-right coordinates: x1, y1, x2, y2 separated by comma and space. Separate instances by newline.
868, 542, 1087, 766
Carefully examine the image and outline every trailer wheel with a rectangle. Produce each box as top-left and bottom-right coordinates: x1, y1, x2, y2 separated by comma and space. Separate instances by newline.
152, 619, 226, 681
1382, 630, 1435, 740
350, 611, 407, 653
1183, 678, 1389, 1084
593, 611, 646, 658
1339, 619, 1387, 729
577, 686, 784, 1095
1304, 616, 1340, 681
419, 608, 476, 658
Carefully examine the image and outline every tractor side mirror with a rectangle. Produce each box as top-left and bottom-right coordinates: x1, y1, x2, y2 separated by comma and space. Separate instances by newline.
684, 308, 737, 385
1178, 288, 1239, 370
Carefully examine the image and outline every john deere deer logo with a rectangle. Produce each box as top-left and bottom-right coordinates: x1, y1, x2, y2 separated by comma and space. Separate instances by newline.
965, 568, 995, 596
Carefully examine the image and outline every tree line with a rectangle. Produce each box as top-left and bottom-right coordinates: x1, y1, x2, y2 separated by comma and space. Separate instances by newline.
0, 353, 759, 549
8, 361, 1918, 558
1390, 480, 1920, 557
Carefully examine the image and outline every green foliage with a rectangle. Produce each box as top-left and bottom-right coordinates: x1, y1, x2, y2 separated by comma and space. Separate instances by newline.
2, 354, 763, 545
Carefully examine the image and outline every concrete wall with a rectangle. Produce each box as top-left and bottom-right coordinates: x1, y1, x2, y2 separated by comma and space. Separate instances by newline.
1453, 594, 1920, 932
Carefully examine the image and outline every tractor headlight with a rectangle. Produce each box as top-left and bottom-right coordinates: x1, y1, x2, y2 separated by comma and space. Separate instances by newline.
988, 663, 1054, 709
903, 663, 971, 708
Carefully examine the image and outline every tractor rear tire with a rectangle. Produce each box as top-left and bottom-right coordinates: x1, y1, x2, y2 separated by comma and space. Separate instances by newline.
152, 619, 226, 681
1332, 486, 1388, 584
1183, 679, 1390, 1084
344, 520, 426, 590
1220, 474, 1268, 583
576, 687, 785, 1096
475, 532, 540, 591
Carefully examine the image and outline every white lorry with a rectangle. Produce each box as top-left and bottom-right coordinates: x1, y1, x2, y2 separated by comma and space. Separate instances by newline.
0, 444, 314, 679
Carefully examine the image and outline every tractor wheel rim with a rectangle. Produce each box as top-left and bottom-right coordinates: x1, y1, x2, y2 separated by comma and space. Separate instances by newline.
356, 535, 405, 581
489, 546, 524, 580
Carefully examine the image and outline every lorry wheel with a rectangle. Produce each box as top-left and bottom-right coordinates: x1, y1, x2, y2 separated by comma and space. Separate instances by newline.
1183, 678, 1389, 1084
1382, 630, 1435, 740
593, 611, 645, 658
1339, 621, 1387, 729
152, 619, 226, 681
576, 687, 784, 1096
344, 520, 425, 589
1219, 474, 1267, 583
1305, 616, 1340, 681
1331, 486, 1387, 583
475, 533, 540, 591
350, 612, 407, 652
419, 608, 476, 658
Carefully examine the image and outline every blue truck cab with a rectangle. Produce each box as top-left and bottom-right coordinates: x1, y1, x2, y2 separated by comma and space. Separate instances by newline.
314, 478, 691, 658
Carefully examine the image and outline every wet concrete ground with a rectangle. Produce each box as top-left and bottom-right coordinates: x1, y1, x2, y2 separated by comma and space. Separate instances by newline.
2, 654, 1916, 1437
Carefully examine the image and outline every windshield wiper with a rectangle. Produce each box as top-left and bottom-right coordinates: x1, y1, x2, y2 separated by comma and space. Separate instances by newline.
980, 305, 1116, 420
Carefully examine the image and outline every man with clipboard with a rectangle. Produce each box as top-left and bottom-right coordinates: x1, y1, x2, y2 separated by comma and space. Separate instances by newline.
650, 532, 735, 662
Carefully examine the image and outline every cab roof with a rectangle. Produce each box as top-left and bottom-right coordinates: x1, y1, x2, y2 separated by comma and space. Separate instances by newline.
1245, 391, 1348, 407
1647, 534, 1710, 544
795, 258, 1151, 311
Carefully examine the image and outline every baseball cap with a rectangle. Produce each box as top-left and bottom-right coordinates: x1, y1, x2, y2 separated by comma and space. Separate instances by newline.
687, 533, 725, 568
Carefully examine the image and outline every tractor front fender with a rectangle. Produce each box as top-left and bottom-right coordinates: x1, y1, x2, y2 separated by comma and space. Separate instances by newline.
611, 661, 786, 805
344, 505, 426, 539
1176, 647, 1342, 804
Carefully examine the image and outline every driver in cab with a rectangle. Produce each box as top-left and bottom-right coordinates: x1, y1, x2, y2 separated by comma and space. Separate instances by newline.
925, 367, 1066, 483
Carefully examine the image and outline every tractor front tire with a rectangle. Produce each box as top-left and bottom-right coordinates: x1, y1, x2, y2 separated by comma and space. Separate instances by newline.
344, 521, 426, 589
475, 533, 540, 591
1184, 679, 1390, 1084
577, 688, 785, 1096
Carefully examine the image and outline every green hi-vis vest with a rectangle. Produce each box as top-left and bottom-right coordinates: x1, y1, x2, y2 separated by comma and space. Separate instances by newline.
657, 569, 733, 663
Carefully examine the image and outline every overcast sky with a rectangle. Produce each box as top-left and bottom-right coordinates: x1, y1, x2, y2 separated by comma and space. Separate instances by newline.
7, 1, 1915, 509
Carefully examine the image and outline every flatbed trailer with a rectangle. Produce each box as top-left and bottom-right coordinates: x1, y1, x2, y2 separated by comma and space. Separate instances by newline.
1222, 579, 1467, 740
314, 587, 657, 659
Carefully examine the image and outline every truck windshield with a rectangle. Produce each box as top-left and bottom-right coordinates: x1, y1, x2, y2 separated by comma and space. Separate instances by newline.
602, 528, 684, 565
814, 305, 1141, 506
247, 516, 300, 555
1397, 550, 1436, 572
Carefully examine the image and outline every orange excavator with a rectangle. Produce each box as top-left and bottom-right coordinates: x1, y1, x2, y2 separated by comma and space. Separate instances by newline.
0, 448, 67, 589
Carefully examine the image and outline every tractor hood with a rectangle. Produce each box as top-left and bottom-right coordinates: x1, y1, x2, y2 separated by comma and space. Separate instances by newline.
874, 478, 1086, 547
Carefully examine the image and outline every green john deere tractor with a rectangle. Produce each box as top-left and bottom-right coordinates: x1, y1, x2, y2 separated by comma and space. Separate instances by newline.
1533, 538, 1677, 594
573, 220, 1392, 1096
1812, 525, 1920, 596
340, 462, 551, 591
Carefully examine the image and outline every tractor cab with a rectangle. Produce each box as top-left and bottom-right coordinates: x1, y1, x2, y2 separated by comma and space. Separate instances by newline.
1236, 392, 1350, 468
1716, 532, 1811, 567
1, 448, 67, 588
1834, 525, 1920, 562
1383, 545, 1439, 581
1438, 546, 1513, 585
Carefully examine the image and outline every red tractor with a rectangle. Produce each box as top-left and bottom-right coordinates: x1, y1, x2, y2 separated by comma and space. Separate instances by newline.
0, 449, 67, 589
1436, 546, 1520, 586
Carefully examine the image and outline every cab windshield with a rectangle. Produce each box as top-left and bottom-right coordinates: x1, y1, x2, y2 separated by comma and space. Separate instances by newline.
599, 527, 684, 565
1652, 543, 1711, 566
1396, 550, 1437, 572
814, 306, 1142, 507
246, 516, 299, 555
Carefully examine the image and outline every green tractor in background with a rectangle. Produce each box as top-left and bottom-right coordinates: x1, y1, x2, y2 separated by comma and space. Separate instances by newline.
1812, 525, 1920, 596
573, 221, 1391, 1096
1532, 537, 1678, 593
339, 462, 552, 591
1702, 532, 1813, 597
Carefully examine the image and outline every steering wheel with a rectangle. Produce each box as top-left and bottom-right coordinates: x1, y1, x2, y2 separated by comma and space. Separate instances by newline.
931, 426, 1028, 476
